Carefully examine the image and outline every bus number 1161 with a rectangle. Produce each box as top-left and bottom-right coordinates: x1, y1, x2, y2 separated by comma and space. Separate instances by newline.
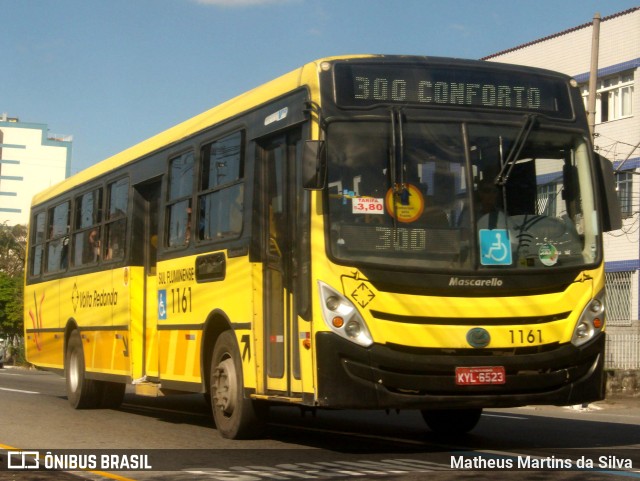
509, 329, 543, 345
171, 287, 192, 314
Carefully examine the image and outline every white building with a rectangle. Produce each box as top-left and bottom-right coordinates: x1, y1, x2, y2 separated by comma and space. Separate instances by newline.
0, 114, 72, 225
484, 7, 640, 369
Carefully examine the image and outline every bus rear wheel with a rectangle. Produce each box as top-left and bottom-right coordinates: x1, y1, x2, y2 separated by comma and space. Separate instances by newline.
65, 330, 126, 409
209, 330, 264, 439
65, 330, 102, 409
421, 408, 482, 434
99, 381, 126, 409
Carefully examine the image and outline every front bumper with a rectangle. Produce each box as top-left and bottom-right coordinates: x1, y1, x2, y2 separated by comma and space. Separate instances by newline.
315, 332, 605, 409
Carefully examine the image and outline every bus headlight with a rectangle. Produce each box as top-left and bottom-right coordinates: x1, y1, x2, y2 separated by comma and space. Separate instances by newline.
571, 290, 605, 347
318, 281, 373, 347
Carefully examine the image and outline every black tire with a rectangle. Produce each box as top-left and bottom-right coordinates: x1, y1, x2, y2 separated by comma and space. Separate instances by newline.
421, 408, 482, 434
99, 381, 126, 409
65, 330, 102, 409
209, 330, 264, 439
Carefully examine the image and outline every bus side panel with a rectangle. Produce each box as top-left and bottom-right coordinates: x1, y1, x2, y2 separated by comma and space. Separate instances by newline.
72, 268, 131, 376
107, 267, 133, 375
24, 331, 64, 369
156, 254, 254, 386
156, 254, 201, 384
250, 262, 264, 394
226, 255, 257, 390
24, 279, 64, 369
127, 266, 146, 380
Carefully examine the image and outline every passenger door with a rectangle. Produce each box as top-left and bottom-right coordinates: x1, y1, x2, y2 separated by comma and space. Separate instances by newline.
132, 181, 161, 379
258, 130, 304, 396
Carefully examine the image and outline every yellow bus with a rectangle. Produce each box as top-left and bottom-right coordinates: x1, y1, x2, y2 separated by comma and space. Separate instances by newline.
25, 55, 621, 438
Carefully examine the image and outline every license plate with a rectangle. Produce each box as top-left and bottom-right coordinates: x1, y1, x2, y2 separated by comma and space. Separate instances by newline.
456, 366, 506, 385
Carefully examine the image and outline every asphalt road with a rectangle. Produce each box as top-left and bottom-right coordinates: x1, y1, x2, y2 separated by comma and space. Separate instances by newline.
0, 366, 639, 480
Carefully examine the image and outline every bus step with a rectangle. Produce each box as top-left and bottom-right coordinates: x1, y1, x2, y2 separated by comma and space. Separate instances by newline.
251, 394, 304, 404
134, 382, 163, 397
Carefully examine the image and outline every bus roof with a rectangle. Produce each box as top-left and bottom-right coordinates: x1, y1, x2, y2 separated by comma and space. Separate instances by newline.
31, 54, 571, 206
31, 55, 352, 206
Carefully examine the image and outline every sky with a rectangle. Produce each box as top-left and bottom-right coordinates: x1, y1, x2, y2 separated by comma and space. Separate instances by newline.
2, 0, 639, 174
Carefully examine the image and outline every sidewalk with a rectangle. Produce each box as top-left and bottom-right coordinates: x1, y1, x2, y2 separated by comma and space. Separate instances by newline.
587, 394, 640, 411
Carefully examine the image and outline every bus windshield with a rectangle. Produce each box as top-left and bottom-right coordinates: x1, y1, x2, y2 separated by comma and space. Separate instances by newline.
325, 120, 599, 271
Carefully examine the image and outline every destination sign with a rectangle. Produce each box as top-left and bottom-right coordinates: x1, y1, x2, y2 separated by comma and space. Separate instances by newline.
334, 63, 573, 118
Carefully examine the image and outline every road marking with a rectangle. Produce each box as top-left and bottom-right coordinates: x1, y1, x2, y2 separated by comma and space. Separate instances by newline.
186, 458, 452, 480
269, 422, 422, 445
0, 387, 40, 394
482, 413, 528, 420
121, 403, 210, 419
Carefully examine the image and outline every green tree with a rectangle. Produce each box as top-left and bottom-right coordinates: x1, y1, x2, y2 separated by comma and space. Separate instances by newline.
0, 271, 23, 339
0, 223, 26, 361
0, 223, 26, 276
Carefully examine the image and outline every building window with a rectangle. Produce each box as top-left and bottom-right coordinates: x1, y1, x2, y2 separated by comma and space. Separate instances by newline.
605, 270, 633, 327
616, 171, 634, 219
583, 72, 634, 124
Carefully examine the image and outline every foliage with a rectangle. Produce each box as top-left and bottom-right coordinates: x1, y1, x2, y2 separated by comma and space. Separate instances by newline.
0, 223, 26, 277
0, 223, 26, 352
0, 271, 24, 339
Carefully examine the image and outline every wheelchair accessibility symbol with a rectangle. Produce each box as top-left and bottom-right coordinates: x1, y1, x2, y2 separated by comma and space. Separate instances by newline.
479, 229, 512, 266
158, 289, 167, 320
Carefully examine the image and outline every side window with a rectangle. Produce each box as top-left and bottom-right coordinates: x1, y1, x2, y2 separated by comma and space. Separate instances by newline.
105, 178, 128, 261
198, 132, 244, 241
167, 151, 194, 247
30, 212, 46, 277
73, 188, 103, 266
616, 171, 633, 219
45, 201, 70, 273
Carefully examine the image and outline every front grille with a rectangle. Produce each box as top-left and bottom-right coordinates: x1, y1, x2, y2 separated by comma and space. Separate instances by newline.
385, 342, 561, 357
370, 310, 571, 326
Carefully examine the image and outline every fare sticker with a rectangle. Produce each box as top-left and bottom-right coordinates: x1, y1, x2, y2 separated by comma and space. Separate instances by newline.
352, 196, 384, 214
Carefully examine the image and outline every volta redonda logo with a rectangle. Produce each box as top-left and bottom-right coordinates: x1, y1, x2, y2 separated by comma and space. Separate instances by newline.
71, 282, 118, 312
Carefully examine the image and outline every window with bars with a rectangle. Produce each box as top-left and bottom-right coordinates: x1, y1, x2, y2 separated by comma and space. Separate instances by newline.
536, 182, 558, 216
605, 270, 633, 326
615, 171, 634, 219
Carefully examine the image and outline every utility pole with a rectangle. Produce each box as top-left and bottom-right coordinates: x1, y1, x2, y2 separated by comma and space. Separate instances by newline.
587, 12, 601, 138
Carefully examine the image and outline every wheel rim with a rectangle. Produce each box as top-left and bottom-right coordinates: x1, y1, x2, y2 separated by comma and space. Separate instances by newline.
212, 357, 237, 416
68, 350, 79, 392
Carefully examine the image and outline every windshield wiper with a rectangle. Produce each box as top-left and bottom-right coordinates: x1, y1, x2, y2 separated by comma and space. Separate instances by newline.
494, 114, 538, 187
388, 108, 409, 235
389, 108, 409, 203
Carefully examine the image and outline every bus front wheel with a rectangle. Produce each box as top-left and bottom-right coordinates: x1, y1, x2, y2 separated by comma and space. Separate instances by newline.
209, 330, 264, 439
421, 408, 482, 434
